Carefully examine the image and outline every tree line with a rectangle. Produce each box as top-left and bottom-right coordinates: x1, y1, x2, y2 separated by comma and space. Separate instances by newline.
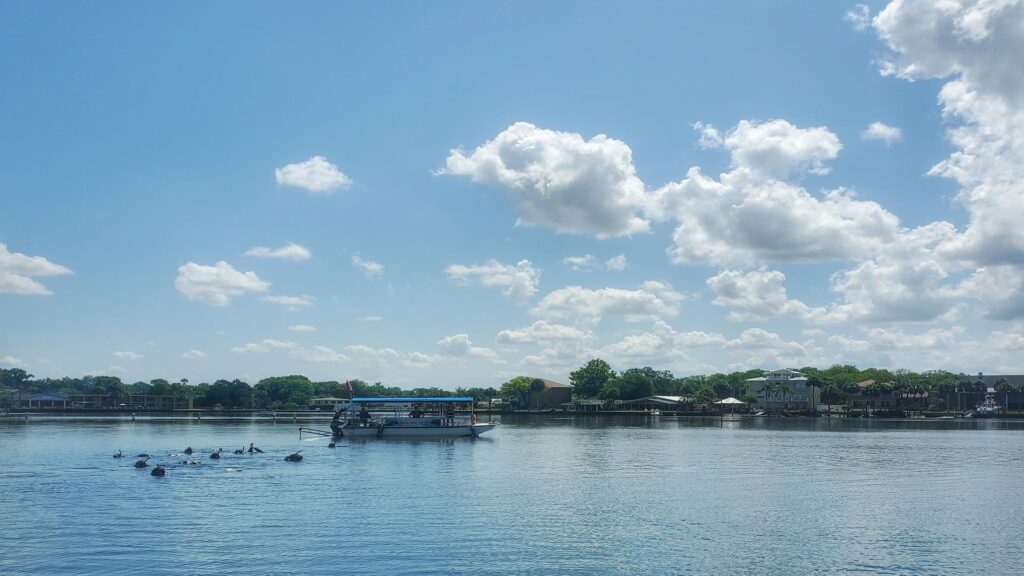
562, 359, 1022, 409
0, 369, 500, 410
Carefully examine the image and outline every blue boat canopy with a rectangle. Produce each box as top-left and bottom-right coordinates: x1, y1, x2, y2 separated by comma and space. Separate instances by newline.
349, 397, 474, 403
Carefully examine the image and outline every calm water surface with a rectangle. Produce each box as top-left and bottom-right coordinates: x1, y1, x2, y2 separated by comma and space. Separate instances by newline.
1, 415, 1023, 575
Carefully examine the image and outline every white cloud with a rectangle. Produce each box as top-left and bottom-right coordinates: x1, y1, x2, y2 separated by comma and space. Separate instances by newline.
445, 259, 541, 303
563, 254, 598, 271
352, 254, 384, 278
275, 156, 352, 193
531, 281, 685, 325
845, 4, 871, 31
359, 316, 383, 322
1, 355, 28, 368
175, 261, 270, 307
707, 269, 839, 322
436, 334, 503, 362
112, 351, 142, 360
708, 119, 842, 178
599, 321, 725, 367
0, 243, 73, 295
862, 121, 903, 144
440, 122, 651, 237
232, 339, 347, 363
496, 320, 592, 346
872, 0, 1024, 272
653, 120, 900, 266
262, 294, 315, 308
288, 324, 318, 332
179, 349, 208, 359
245, 242, 311, 262
724, 328, 826, 370
605, 254, 628, 271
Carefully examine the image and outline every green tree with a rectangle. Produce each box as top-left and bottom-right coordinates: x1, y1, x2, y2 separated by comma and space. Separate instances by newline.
615, 369, 654, 400
529, 378, 546, 409
500, 376, 533, 407
0, 368, 34, 389
569, 359, 615, 399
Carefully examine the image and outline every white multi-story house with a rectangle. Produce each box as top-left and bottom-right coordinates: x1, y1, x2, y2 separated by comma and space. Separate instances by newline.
745, 369, 819, 411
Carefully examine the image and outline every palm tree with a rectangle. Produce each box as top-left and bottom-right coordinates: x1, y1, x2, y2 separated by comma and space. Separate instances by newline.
995, 378, 1012, 413
484, 387, 497, 410
529, 378, 546, 410
806, 376, 823, 414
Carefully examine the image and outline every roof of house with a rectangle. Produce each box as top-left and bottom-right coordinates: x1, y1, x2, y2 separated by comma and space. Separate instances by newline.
617, 395, 690, 404
539, 378, 572, 389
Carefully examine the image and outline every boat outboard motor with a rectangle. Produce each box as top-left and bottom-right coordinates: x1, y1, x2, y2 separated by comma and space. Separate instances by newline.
134, 457, 150, 468
150, 465, 166, 477
284, 451, 303, 462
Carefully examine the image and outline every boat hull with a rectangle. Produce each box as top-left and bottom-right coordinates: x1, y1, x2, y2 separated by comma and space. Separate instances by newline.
334, 423, 497, 438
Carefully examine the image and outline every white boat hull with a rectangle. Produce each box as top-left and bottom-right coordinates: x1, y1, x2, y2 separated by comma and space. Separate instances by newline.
334, 422, 497, 438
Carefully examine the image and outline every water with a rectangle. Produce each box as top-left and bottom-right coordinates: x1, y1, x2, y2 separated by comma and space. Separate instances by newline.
2, 415, 1023, 575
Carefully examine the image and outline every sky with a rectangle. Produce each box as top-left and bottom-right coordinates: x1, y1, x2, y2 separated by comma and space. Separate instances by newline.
2, 1, 1024, 388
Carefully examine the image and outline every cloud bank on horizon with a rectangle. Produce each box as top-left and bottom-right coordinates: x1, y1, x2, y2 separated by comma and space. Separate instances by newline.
3, 0, 1024, 385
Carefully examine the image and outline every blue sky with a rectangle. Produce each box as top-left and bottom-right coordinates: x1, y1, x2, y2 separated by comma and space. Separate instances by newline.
3, 1, 1024, 387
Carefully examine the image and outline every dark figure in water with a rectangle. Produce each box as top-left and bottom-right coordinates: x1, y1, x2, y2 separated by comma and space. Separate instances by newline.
113, 450, 124, 458
210, 449, 222, 460
150, 465, 166, 477
248, 443, 263, 454
233, 447, 244, 454
328, 442, 336, 448
183, 447, 193, 455
284, 451, 303, 462
133, 457, 150, 468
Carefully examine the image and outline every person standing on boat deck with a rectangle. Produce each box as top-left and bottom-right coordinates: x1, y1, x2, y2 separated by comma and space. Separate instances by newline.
358, 406, 370, 426
410, 406, 423, 418
443, 404, 454, 427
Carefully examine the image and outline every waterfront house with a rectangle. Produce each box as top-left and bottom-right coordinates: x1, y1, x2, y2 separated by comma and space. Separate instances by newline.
537, 379, 573, 409
10, 392, 70, 409
615, 395, 690, 412
847, 380, 896, 411
745, 369, 820, 411
309, 397, 349, 410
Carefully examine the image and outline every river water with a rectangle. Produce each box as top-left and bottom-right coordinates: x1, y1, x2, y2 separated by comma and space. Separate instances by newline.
1, 414, 1023, 575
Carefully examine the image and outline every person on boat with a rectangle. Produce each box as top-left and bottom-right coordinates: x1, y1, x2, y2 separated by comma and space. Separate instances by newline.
409, 406, 423, 418
443, 404, 455, 427
358, 406, 370, 426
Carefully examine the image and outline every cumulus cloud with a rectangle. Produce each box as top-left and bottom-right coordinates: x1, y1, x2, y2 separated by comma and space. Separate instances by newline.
359, 316, 383, 322
232, 339, 347, 363
862, 121, 903, 144
872, 0, 1024, 275
652, 120, 899, 266
275, 156, 352, 193
439, 122, 651, 237
436, 334, 503, 362
707, 269, 839, 322
245, 242, 311, 261
445, 259, 541, 303
179, 349, 208, 359
288, 324, 318, 332
845, 4, 871, 31
531, 281, 685, 325
496, 320, 593, 346
262, 294, 315, 308
605, 254, 628, 271
1, 355, 28, 368
175, 261, 270, 306
563, 254, 598, 271
0, 243, 73, 295
598, 321, 725, 368
352, 254, 384, 278
112, 351, 142, 360
724, 328, 826, 369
